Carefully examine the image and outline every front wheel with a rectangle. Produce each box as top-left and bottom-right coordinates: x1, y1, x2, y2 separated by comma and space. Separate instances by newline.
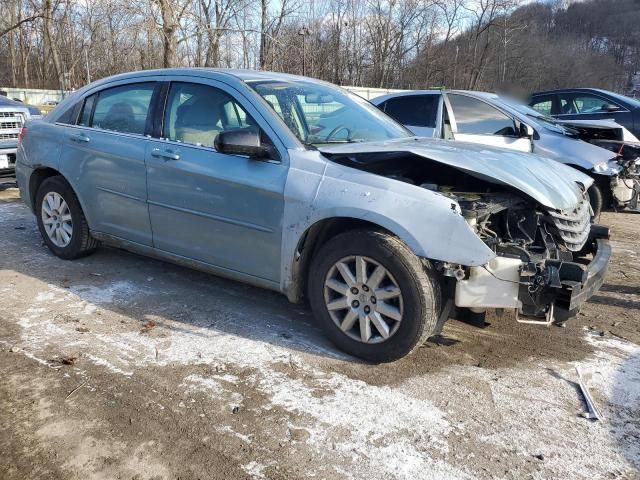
308, 230, 441, 362
35, 176, 98, 259
587, 183, 604, 218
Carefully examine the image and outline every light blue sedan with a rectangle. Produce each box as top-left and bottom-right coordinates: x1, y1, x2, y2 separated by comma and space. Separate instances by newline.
16, 69, 610, 361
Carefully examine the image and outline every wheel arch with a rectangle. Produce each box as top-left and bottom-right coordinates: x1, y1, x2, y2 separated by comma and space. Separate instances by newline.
28, 167, 63, 214
283, 215, 413, 303
28, 167, 92, 226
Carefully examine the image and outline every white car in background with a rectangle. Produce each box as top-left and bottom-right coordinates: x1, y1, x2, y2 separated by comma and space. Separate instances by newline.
372, 90, 640, 215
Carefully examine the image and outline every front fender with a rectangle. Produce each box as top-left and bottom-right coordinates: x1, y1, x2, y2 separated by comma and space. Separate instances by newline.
534, 134, 616, 172
280, 152, 495, 294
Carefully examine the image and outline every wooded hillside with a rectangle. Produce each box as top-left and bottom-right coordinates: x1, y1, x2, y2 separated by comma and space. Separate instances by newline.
1, 0, 639, 94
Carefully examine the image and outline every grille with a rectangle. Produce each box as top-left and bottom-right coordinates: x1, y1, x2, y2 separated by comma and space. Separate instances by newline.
543, 193, 591, 252
0, 110, 24, 144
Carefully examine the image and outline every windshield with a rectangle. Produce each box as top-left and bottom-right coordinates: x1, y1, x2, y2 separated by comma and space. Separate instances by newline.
601, 90, 640, 109
247, 79, 412, 147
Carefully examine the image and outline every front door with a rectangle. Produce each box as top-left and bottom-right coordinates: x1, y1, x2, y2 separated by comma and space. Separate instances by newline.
444, 93, 533, 152
60, 81, 157, 246
145, 79, 287, 283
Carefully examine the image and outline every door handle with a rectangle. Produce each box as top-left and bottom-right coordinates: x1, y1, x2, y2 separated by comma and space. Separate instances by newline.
69, 133, 90, 143
151, 148, 180, 161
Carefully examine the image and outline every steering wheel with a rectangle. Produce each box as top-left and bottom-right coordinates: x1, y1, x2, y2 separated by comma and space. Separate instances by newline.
325, 125, 352, 142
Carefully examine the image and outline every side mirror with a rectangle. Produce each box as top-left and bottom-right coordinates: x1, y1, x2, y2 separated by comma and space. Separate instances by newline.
214, 128, 270, 159
604, 103, 621, 112
520, 123, 534, 138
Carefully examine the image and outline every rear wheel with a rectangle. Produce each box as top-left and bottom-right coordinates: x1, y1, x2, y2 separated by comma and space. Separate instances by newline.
35, 176, 98, 259
308, 230, 441, 362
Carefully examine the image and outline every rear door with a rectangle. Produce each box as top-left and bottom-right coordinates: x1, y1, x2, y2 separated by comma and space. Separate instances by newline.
145, 78, 287, 283
378, 94, 441, 137
59, 80, 158, 246
444, 93, 533, 152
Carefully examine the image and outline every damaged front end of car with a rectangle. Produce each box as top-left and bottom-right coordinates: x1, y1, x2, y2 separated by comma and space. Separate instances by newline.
556, 120, 640, 210
319, 138, 612, 326
445, 188, 611, 325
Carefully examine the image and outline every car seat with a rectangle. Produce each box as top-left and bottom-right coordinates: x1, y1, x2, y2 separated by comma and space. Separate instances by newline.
175, 98, 225, 146
102, 102, 136, 133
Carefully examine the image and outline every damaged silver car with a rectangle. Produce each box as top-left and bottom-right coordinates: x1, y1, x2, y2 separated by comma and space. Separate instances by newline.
372, 90, 640, 215
16, 70, 611, 362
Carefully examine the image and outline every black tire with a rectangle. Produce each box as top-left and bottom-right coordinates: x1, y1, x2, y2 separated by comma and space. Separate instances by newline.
308, 229, 441, 363
587, 183, 604, 218
35, 176, 98, 259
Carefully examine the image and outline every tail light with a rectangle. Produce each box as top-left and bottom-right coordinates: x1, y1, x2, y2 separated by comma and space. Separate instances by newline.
18, 127, 26, 144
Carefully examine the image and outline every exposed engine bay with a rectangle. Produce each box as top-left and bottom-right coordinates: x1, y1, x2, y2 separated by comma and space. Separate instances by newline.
560, 121, 640, 209
326, 150, 611, 323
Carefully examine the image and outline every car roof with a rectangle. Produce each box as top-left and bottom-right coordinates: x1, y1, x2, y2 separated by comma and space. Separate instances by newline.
0, 95, 41, 115
88, 68, 336, 90
531, 87, 616, 97
0, 95, 24, 107
371, 89, 503, 105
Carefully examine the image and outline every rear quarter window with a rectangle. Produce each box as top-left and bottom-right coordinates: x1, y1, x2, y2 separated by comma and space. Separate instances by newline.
530, 99, 553, 115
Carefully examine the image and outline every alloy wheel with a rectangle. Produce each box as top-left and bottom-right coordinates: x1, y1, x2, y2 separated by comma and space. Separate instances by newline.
41, 192, 73, 247
323, 255, 404, 344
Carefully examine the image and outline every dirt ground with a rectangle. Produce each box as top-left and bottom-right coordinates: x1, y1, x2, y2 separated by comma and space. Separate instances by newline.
1, 179, 639, 480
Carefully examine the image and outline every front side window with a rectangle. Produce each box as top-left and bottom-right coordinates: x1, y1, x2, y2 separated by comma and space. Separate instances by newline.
91, 83, 155, 134
162, 82, 258, 148
448, 94, 517, 136
382, 95, 439, 128
247, 79, 411, 147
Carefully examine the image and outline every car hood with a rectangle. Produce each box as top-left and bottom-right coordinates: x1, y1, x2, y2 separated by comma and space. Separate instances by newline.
317, 137, 593, 211
554, 118, 639, 143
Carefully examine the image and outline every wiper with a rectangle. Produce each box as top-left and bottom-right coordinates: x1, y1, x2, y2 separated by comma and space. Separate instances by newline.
313, 139, 365, 145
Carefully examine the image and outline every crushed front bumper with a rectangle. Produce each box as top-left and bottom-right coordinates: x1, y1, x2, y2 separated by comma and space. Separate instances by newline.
453, 225, 612, 323
522, 224, 611, 320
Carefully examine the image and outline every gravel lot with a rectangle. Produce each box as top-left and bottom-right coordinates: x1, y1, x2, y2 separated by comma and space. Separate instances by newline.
1, 181, 639, 480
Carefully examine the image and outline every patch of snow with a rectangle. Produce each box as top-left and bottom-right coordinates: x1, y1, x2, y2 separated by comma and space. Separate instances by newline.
69, 281, 145, 304
7, 277, 640, 479
83, 353, 133, 376
241, 461, 266, 479
216, 425, 252, 444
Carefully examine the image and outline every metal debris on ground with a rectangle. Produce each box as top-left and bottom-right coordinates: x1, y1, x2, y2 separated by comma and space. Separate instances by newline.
575, 366, 602, 421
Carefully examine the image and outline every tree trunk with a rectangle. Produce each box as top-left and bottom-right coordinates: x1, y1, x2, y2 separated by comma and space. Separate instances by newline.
157, 0, 178, 68
44, 0, 66, 92
259, 0, 268, 69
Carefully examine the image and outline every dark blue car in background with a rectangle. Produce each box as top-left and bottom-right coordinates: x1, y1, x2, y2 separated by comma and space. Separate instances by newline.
529, 88, 640, 138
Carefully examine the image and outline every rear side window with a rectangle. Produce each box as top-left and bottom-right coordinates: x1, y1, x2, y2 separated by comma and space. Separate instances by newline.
162, 82, 257, 148
382, 95, 439, 128
448, 94, 517, 136
91, 83, 155, 135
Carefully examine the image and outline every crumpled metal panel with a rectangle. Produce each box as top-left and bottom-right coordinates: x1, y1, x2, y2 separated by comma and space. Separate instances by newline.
317, 137, 593, 211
